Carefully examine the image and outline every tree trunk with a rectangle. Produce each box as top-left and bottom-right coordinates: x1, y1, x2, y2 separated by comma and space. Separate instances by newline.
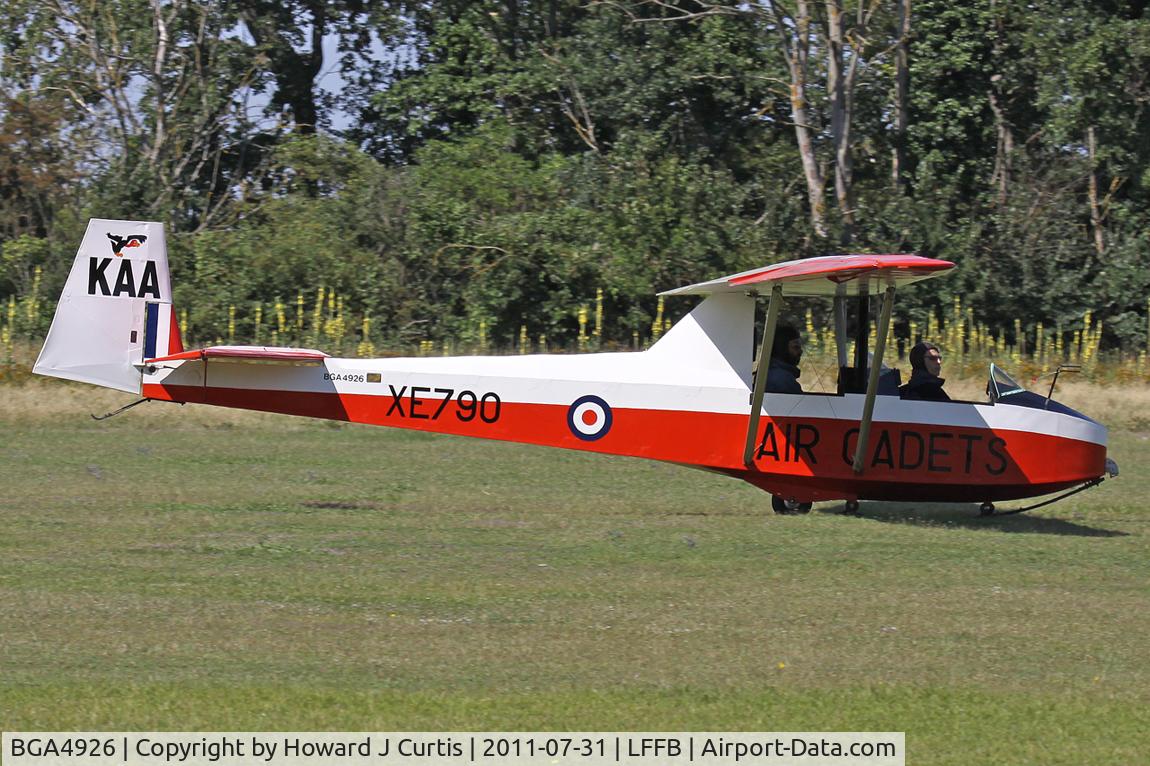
988, 4, 1011, 207
777, 0, 828, 240
825, 0, 856, 246
239, 1, 326, 135
1087, 126, 1105, 258
892, 0, 911, 193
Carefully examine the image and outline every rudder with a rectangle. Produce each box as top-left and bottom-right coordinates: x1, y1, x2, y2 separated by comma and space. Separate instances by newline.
34, 219, 181, 394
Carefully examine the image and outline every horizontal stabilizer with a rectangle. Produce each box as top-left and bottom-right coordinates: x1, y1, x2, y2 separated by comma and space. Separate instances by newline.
147, 345, 329, 365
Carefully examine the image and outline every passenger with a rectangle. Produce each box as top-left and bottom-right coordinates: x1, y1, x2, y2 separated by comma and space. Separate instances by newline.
900, 341, 951, 402
765, 325, 803, 394
763, 325, 810, 514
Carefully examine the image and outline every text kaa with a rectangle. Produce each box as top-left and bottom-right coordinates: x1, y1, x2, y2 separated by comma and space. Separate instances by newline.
87, 256, 162, 299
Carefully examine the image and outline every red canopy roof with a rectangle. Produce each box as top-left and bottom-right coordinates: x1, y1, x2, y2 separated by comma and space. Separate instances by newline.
660, 254, 955, 297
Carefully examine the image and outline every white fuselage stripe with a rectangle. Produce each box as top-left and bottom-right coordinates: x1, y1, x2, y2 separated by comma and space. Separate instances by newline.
147, 351, 1107, 448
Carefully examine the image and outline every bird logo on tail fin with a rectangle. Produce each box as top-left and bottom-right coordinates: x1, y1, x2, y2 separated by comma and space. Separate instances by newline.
106, 233, 148, 256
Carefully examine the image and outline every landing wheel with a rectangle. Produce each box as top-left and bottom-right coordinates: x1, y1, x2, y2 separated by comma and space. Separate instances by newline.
772, 496, 812, 515
979, 502, 995, 517
843, 499, 860, 515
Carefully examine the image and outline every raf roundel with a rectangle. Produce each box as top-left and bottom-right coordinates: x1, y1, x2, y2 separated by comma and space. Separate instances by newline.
567, 395, 613, 441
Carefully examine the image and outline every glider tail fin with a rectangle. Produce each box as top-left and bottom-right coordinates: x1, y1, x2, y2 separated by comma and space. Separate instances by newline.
33, 219, 182, 394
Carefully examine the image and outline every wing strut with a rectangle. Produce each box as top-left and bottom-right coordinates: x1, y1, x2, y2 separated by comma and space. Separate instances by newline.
833, 295, 849, 369
743, 284, 783, 469
852, 285, 895, 474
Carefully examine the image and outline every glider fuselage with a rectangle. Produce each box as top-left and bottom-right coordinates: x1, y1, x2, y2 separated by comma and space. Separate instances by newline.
141, 348, 1106, 503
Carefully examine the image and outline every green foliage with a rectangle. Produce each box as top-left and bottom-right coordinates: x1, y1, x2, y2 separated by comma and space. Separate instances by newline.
387, 122, 774, 345
2, 0, 1149, 353
171, 136, 392, 343
0, 234, 48, 296
401, 123, 594, 342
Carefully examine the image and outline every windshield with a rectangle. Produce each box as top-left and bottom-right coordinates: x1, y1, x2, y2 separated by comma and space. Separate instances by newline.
986, 363, 1098, 424
987, 363, 1025, 403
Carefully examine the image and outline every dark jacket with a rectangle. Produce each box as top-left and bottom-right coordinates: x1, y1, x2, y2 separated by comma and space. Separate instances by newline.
899, 370, 951, 402
765, 358, 803, 394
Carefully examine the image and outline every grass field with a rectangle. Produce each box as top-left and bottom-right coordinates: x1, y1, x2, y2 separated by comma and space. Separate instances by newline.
2, 382, 1149, 765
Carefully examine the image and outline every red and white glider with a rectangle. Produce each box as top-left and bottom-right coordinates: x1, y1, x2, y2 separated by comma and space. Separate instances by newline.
35, 219, 1115, 514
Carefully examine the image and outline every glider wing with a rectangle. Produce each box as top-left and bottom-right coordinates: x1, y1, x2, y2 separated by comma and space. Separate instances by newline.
660, 254, 955, 297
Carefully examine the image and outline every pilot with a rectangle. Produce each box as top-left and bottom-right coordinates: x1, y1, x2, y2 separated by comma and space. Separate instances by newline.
765, 325, 803, 394
763, 325, 811, 514
900, 341, 951, 401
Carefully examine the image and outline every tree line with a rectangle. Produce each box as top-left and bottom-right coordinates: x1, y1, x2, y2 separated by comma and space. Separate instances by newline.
2, 0, 1148, 352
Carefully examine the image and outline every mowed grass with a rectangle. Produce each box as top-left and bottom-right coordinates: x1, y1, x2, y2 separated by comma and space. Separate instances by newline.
3, 383, 1150, 765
